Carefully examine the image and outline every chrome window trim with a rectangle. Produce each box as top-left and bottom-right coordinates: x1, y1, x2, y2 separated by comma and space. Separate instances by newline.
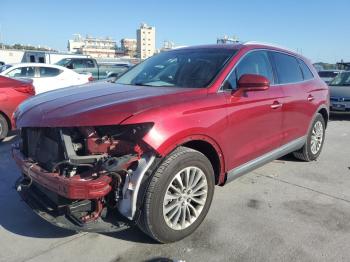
218, 48, 315, 93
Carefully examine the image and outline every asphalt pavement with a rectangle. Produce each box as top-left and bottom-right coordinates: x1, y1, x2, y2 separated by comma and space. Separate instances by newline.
0, 113, 349, 262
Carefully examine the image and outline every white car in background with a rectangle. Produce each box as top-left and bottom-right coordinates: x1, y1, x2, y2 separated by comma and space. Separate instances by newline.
0, 63, 92, 94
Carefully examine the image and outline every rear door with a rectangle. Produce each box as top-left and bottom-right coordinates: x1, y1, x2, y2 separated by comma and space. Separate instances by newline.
223, 50, 284, 170
34, 67, 63, 93
270, 52, 314, 144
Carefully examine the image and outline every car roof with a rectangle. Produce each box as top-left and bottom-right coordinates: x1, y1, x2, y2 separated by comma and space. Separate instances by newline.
171, 42, 305, 59
167, 44, 243, 52
5, 63, 67, 70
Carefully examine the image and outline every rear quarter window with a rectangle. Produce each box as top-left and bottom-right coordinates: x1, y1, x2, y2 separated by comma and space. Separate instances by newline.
298, 59, 314, 80
39, 67, 62, 77
271, 52, 303, 84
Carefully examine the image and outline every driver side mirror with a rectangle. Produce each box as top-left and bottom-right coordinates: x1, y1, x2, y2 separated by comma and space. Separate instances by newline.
238, 74, 270, 91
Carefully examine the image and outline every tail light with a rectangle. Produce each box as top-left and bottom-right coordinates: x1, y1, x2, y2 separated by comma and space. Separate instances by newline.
88, 76, 94, 82
14, 84, 35, 95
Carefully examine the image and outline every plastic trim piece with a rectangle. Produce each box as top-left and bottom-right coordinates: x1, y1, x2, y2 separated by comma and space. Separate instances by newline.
226, 136, 306, 183
117, 152, 156, 220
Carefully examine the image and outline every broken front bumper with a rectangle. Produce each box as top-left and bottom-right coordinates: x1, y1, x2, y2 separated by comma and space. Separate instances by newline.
15, 177, 131, 232
12, 148, 112, 199
12, 144, 157, 232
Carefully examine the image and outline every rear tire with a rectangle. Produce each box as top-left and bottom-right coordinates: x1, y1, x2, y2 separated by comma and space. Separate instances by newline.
138, 146, 215, 243
0, 114, 9, 141
293, 113, 325, 161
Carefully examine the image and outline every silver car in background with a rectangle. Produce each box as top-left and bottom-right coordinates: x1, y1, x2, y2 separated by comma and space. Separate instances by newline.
329, 71, 350, 112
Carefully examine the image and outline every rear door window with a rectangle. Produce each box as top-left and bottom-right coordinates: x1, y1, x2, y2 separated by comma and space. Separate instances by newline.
39, 67, 62, 77
84, 59, 95, 68
71, 60, 86, 69
271, 52, 303, 84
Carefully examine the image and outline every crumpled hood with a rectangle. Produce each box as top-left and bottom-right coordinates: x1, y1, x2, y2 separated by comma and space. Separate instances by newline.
329, 85, 350, 98
15, 82, 202, 128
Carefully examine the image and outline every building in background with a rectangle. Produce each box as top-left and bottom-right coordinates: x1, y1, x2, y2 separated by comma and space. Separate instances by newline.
160, 40, 175, 52
121, 38, 137, 58
217, 35, 240, 44
67, 34, 117, 58
159, 40, 186, 52
137, 23, 156, 60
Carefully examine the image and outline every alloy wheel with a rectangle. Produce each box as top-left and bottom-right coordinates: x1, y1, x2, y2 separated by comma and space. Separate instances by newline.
310, 120, 324, 154
162, 166, 208, 230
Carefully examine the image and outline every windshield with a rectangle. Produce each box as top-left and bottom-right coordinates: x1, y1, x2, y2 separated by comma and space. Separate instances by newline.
0, 64, 12, 73
116, 48, 236, 88
55, 58, 71, 66
329, 72, 350, 86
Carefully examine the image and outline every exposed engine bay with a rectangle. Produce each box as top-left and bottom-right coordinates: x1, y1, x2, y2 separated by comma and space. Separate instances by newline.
14, 124, 156, 232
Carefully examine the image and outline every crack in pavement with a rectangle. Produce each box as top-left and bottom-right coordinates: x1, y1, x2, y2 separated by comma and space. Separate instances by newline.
22, 232, 89, 262
255, 172, 350, 204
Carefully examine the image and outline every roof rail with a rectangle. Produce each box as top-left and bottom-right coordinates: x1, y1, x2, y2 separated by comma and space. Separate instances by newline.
243, 41, 296, 53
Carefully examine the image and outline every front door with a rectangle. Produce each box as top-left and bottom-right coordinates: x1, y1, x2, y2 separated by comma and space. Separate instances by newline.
222, 50, 284, 170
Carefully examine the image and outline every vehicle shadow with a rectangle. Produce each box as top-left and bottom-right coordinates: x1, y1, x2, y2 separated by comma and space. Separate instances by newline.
103, 226, 156, 244
277, 153, 302, 162
0, 136, 75, 239
329, 112, 350, 121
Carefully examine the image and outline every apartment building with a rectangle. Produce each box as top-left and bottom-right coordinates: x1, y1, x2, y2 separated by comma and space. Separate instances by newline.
137, 23, 156, 59
68, 34, 117, 58
121, 38, 137, 58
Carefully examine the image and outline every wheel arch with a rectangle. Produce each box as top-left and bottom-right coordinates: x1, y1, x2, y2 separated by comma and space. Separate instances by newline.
159, 135, 226, 185
318, 107, 329, 128
304, 104, 329, 142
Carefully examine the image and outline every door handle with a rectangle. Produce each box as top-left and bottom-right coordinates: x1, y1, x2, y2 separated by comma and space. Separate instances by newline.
270, 101, 282, 109
307, 95, 315, 102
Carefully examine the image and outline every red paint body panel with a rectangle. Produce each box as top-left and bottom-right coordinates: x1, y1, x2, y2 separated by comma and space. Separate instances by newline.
14, 44, 329, 186
13, 148, 112, 199
0, 76, 34, 130
222, 87, 284, 170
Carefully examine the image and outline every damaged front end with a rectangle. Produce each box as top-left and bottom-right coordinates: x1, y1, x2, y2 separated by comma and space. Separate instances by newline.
13, 123, 156, 232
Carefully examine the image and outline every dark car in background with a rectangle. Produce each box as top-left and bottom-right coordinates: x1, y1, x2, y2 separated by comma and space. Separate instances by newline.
318, 70, 342, 84
329, 71, 350, 112
0, 76, 35, 140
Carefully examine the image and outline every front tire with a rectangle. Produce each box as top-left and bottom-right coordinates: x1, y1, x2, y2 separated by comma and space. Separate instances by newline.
293, 113, 326, 161
138, 147, 215, 243
0, 114, 9, 141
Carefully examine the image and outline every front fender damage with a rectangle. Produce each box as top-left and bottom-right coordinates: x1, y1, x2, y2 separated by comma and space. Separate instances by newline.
14, 125, 157, 232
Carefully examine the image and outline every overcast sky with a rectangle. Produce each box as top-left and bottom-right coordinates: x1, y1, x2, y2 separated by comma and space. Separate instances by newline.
1, 0, 349, 63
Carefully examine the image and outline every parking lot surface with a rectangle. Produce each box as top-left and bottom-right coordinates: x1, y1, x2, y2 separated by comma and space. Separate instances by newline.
0, 113, 349, 262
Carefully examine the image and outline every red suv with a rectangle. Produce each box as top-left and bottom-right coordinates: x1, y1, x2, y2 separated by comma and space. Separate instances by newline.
13, 43, 329, 243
